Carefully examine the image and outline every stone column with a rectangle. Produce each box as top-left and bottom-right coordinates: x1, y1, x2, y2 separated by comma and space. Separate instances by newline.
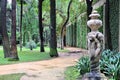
82, 10, 107, 80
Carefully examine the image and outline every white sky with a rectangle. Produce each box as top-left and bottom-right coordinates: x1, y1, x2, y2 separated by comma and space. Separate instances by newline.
7, 0, 12, 4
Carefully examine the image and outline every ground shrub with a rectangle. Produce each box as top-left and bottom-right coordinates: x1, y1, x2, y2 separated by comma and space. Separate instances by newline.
76, 56, 90, 75
100, 50, 120, 80
75, 49, 120, 80
25, 40, 37, 50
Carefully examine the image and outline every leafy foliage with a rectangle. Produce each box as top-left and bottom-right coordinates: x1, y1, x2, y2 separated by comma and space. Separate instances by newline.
76, 15, 87, 48
66, 15, 87, 48
25, 40, 37, 50
109, 0, 119, 51
76, 50, 120, 80
100, 50, 120, 80
66, 0, 87, 48
76, 56, 90, 75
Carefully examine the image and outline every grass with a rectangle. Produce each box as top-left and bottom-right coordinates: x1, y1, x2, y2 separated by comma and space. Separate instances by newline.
0, 73, 24, 80
65, 66, 114, 80
64, 66, 80, 80
0, 46, 69, 65
0, 47, 51, 65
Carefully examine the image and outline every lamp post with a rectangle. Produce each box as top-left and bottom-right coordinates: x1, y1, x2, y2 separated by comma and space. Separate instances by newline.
82, 10, 107, 80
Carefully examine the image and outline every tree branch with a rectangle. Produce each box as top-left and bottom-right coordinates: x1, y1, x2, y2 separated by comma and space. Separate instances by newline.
61, 0, 73, 36
60, 0, 73, 49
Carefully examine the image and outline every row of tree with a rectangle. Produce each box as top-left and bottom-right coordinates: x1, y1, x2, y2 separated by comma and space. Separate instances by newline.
1, 0, 117, 60
0, 0, 59, 60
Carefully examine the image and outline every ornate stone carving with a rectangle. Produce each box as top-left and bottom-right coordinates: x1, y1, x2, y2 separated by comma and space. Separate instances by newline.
82, 10, 107, 80
87, 11, 104, 72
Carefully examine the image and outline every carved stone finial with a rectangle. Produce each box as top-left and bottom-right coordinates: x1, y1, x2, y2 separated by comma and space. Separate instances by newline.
89, 10, 100, 18
87, 10, 102, 31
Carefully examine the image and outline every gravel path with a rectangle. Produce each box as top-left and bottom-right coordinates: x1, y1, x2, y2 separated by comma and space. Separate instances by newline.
0, 48, 87, 80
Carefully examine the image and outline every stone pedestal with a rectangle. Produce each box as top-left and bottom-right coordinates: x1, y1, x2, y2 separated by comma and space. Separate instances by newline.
82, 72, 107, 80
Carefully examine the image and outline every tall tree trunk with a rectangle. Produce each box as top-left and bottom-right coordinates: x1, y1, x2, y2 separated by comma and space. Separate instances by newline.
49, 0, 58, 57
38, 0, 45, 52
86, 0, 93, 32
63, 35, 66, 46
73, 19, 77, 47
23, 32, 26, 46
20, 0, 23, 51
61, 0, 72, 49
0, 0, 11, 58
104, 0, 112, 50
10, 0, 19, 60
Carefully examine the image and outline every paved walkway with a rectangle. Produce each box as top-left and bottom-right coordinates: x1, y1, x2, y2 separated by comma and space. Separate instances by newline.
0, 47, 87, 80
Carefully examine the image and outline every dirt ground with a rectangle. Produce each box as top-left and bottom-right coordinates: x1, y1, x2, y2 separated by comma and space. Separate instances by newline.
0, 47, 87, 80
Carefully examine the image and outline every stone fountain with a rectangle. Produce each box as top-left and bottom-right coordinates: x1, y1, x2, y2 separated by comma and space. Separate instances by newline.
82, 10, 107, 80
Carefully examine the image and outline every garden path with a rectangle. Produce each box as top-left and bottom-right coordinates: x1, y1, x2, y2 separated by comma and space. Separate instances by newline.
0, 47, 87, 80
